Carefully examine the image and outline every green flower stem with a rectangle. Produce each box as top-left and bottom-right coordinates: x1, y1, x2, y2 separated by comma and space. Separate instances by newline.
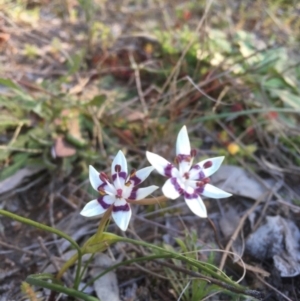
128, 195, 168, 205
57, 206, 112, 283
85, 233, 241, 289
94, 205, 112, 240
26, 275, 99, 301
57, 252, 79, 280
82, 253, 174, 291
82, 254, 263, 299
0, 210, 82, 290
108, 235, 243, 290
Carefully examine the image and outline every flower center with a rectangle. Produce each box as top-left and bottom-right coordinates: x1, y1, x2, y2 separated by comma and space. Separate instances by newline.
183, 172, 189, 179
116, 188, 123, 198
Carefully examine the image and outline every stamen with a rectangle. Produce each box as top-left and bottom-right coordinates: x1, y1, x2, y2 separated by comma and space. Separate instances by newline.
203, 161, 212, 169
196, 178, 210, 187
203, 178, 210, 184
129, 169, 136, 178
190, 149, 197, 158
115, 164, 121, 173
125, 180, 132, 187
99, 188, 106, 195
176, 154, 191, 163
100, 172, 109, 182
196, 181, 204, 187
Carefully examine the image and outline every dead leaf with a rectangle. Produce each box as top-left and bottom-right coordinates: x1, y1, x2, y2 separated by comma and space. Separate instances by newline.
246, 216, 300, 277
212, 165, 275, 200
51, 136, 76, 158
91, 254, 120, 301
0, 167, 43, 194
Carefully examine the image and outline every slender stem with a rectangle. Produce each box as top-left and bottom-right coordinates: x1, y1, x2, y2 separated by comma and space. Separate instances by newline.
57, 253, 79, 280
116, 236, 242, 289
0, 210, 81, 253
59, 207, 113, 285
0, 209, 83, 290
81, 254, 263, 299
94, 205, 112, 240
127, 195, 168, 205
26, 275, 99, 301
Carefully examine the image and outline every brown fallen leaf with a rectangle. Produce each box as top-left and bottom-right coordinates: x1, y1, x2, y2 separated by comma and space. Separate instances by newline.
51, 136, 76, 158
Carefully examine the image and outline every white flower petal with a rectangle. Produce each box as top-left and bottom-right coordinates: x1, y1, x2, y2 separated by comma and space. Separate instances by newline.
202, 183, 232, 199
130, 166, 155, 186
176, 125, 191, 156
112, 199, 132, 231
162, 178, 182, 200
132, 185, 159, 200
80, 199, 107, 217
178, 160, 192, 175
102, 182, 117, 196
112, 150, 128, 175
190, 156, 224, 180
89, 165, 103, 191
184, 195, 207, 218
146, 151, 177, 177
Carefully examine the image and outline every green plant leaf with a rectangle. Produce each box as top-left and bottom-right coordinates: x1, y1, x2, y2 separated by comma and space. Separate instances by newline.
272, 89, 300, 109
0, 78, 21, 90
87, 94, 107, 107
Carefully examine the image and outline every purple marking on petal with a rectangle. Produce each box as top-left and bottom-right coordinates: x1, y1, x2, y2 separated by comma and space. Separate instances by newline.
112, 171, 127, 181
184, 191, 199, 200
165, 164, 174, 177
128, 187, 137, 200
203, 161, 213, 169
190, 165, 205, 180
113, 203, 130, 212
98, 182, 108, 192
129, 174, 141, 186
171, 177, 184, 195
97, 196, 111, 209
195, 186, 204, 194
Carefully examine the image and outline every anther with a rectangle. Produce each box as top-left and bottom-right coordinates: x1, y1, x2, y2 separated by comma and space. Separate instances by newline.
100, 172, 109, 182
191, 149, 197, 157
99, 188, 106, 195
129, 169, 136, 178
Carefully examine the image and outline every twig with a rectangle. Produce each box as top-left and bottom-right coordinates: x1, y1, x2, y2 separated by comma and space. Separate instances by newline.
37, 237, 60, 273
218, 194, 266, 271
0, 241, 46, 258
257, 274, 293, 301
129, 53, 148, 116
